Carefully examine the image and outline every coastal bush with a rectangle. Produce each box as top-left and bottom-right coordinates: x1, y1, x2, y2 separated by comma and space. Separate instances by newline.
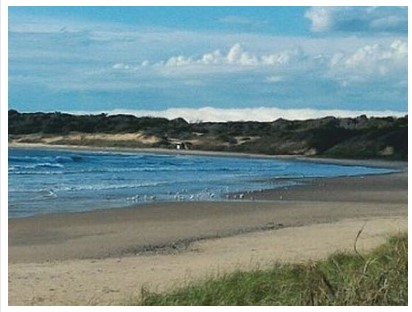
136, 233, 407, 306
8, 110, 408, 160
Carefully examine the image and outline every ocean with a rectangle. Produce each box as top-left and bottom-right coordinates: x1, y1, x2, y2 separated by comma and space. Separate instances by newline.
8, 148, 394, 218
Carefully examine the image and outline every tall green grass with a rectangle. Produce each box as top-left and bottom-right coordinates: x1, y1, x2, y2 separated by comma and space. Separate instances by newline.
135, 233, 407, 306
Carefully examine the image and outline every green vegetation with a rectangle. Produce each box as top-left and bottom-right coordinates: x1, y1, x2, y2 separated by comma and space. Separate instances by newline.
9, 110, 408, 160
135, 233, 407, 306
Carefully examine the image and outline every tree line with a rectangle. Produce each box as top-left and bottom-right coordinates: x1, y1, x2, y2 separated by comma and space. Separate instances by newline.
9, 110, 408, 160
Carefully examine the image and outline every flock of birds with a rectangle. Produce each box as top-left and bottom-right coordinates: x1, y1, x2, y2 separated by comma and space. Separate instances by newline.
121, 184, 284, 204
124, 187, 260, 204
41, 187, 274, 203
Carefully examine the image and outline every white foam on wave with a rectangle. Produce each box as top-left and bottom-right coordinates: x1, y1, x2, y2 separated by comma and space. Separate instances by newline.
56, 181, 170, 192
9, 162, 64, 170
8, 170, 65, 176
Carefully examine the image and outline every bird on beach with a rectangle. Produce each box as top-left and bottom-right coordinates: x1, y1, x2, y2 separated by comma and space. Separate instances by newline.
127, 196, 138, 202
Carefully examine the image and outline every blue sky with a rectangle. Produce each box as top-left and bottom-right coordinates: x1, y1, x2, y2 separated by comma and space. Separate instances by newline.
8, 6, 408, 121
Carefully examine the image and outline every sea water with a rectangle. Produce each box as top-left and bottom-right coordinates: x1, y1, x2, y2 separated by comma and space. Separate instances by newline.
8, 148, 394, 218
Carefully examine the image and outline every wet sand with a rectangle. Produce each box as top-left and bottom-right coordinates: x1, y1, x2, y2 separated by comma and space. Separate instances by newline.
8, 159, 408, 305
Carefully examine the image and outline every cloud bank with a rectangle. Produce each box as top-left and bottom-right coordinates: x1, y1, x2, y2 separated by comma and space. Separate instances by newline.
111, 39, 407, 73
111, 39, 407, 88
68, 107, 407, 123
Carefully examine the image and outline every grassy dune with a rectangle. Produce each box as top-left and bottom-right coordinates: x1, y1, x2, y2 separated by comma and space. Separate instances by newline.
9, 111, 408, 160
135, 233, 407, 306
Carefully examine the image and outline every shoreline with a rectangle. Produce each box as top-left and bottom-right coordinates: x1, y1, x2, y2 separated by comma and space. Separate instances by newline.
9, 171, 407, 263
8, 170, 407, 222
8, 142, 406, 221
8, 143, 408, 305
8, 163, 408, 305
8, 141, 407, 169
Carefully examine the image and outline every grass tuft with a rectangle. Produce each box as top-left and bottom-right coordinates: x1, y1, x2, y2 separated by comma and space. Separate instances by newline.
134, 233, 407, 306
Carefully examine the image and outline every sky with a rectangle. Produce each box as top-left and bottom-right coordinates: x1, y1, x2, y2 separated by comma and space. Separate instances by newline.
8, 6, 408, 121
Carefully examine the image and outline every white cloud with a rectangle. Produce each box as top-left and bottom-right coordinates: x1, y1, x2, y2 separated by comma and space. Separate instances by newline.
143, 43, 306, 71
328, 39, 408, 84
201, 49, 224, 64
261, 47, 305, 65
305, 7, 407, 33
305, 7, 333, 33
346, 42, 403, 67
165, 55, 194, 67
227, 43, 242, 63
112, 63, 130, 70
67, 106, 407, 123
112, 39, 406, 89
226, 43, 258, 65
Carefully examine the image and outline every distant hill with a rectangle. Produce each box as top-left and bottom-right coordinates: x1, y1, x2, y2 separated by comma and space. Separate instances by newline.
8, 110, 408, 160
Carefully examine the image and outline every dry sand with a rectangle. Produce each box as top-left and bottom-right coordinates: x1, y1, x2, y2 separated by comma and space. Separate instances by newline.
9, 132, 161, 145
8, 159, 408, 306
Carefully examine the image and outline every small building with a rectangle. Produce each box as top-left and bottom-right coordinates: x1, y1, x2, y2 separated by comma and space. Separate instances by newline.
175, 142, 192, 150
176, 142, 186, 150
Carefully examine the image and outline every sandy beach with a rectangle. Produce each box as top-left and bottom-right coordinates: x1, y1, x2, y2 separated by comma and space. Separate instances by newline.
7, 4, 409, 306
8, 155, 408, 305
